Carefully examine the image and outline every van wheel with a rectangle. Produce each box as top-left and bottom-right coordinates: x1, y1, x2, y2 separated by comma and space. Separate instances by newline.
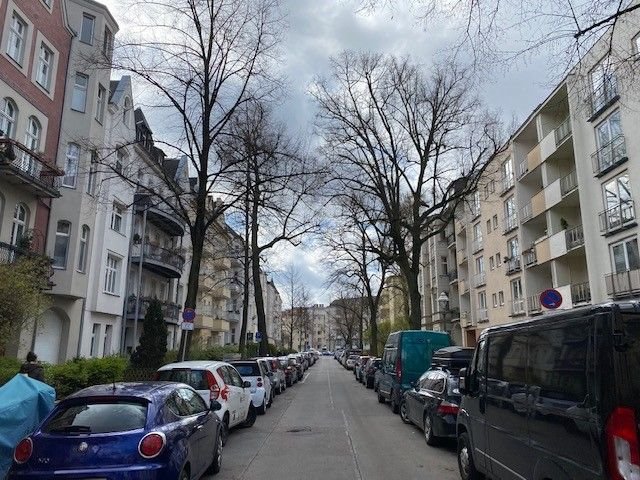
400, 400, 410, 424
377, 391, 385, 403
458, 432, 480, 480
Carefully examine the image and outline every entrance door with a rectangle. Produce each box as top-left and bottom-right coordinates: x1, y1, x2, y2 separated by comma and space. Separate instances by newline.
34, 309, 64, 363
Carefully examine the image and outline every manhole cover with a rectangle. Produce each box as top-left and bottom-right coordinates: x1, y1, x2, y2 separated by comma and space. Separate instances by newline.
286, 426, 312, 433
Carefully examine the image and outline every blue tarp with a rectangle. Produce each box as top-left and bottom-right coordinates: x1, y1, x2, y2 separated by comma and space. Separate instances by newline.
0, 374, 55, 478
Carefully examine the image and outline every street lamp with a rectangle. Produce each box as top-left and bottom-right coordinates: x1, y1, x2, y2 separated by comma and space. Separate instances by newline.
437, 291, 449, 313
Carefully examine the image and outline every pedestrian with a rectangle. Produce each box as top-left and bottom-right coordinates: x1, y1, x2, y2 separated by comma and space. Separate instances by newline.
20, 351, 45, 382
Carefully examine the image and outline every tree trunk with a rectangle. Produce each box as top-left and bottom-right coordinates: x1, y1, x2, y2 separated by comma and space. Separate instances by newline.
238, 174, 251, 358
368, 308, 378, 356
250, 185, 269, 356
405, 272, 422, 330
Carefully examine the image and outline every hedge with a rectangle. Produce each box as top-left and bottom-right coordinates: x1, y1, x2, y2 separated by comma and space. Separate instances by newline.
46, 356, 128, 398
0, 357, 22, 386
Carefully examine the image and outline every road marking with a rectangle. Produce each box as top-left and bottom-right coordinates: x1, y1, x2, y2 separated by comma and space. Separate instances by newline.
327, 370, 334, 409
300, 372, 312, 384
342, 409, 363, 480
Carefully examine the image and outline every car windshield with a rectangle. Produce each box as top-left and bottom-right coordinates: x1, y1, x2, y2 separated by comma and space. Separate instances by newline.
43, 400, 147, 434
156, 369, 208, 390
447, 375, 460, 396
232, 363, 261, 376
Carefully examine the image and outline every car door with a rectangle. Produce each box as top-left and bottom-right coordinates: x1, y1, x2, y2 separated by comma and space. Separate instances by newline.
216, 366, 239, 425
422, 371, 446, 421
406, 372, 427, 425
173, 388, 211, 476
227, 365, 250, 426
464, 338, 489, 475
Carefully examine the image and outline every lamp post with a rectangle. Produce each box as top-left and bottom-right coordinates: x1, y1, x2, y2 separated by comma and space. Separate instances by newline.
437, 292, 449, 331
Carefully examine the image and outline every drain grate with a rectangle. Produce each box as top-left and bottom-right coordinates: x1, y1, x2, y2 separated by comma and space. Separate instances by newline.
286, 426, 312, 433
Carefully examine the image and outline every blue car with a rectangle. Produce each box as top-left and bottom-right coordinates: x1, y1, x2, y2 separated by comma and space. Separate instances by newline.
9, 382, 223, 480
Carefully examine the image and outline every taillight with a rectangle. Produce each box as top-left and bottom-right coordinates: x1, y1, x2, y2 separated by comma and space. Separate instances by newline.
14, 437, 33, 464
257, 377, 263, 387
606, 406, 640, 480
436, 401, 459, 416
395, 357, 402, 382
138, 432, 165, 459
206, 370, 220, 401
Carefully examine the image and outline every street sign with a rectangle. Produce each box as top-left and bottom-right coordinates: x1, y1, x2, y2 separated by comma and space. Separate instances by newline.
181, 321, 194, 331
255, 331, 262, 342
182, 308, 196, 321
539, 289, 563, 309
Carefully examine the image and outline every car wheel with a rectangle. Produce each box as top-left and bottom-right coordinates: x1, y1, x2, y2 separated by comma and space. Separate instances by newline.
267, 392, 273, 408
400, 399, 410, 424
377, 391, 385, 403
424, 414, 438, 446
458, 432, 480, 480
207, 428, 223, 474
221, 414, 230, 446
391, 392, 400, 414
373, 382, 378, 392
243, 404, 257, 427
257, 398, 267, 415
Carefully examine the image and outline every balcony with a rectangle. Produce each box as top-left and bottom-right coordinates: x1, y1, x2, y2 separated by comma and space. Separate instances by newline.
527, 295, 542, 314
471, 237, 483, 253
127, 296, 180, 323
472, 272, 486, 288
461, 311, 475, 327
554, 117, 572, 146
501, 174, 515, 195
506, 257, 521, 274
0, 139, 63, 197
517, 160, 529, 179
590, 79, 618, 120
448, 269, 458, 284
134, 192, 185, 236
520, 203, 532, 223
511, 298, 526, 316
0, 241, 24, 264
503, 213, 518, 234
565, 225, 584, 250
526, 144, 542, 173
592, 135, 627, 177
457, 249, 468, 265
131, 242, 185, 278
477, 308, 489, 323
571, 282, 591, 305
446, 233, 456, 248
459, 278, 470, 294
599, 201, 636, 236
606, 269, 640, 298
523, 248, 537, 267
560, 170, 578, 196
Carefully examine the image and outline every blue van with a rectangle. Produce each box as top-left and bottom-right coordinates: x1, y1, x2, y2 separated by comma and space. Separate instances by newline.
377, 330, 452, 413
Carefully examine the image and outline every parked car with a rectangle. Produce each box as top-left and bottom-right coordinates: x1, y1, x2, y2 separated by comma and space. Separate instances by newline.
364, 358, 382, 389
264, 357, 286, 393
279, 357, 297, 386
457, 302, 640, 480
257, 358, 278, 399
354, 356, 371, 382
345, 354, 359, 370
373, 364, 384, 392
400, 347, 474, 445
156, 360, 255, 443
377, 330, 452, 413
287, 355, 304, 381
9, 382, 223, 480
229, 360, 273, 415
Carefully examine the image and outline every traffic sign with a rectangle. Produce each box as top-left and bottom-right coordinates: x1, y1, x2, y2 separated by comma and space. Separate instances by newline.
539, 289, 563, 309
181, 321, 194, 331
182, 308, 196, 321
255, 331, 263, 342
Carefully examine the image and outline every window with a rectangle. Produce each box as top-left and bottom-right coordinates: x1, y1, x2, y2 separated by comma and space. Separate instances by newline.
102, 324, 112, 356
7, 13, 27, 64
612, 238, 640, 273
0, 98, 17, 138
511, 278, 524, 314
496, 253, 502, 266
110, 203, 124, 232
90, 323, 100, 356
478, 291, 487, 309
602, 173, 633, 231
115, 149, 125, 173
492, 293, 498, 308
489, 255, 495, 270
96, 84, 106, 123
102, 26, 113, 58
502, 157, 514, 191
492, 215, 498, 230
10, 203, 28, 246
498, 290, 505, 306
104, 254, 121, 294
441, 256, 448, 275
62, 143, 79, 187
71, 73, 89, 112
504, 196, 517, 231
53, 220, 71, 268
77, 225, 89, 272
36, 43, 53, 90
80, 14, 95, 44
475, 256, 484, 274
123, 97, 132, 126
486, 219, 491, 233
591, 56, 617, 112
507, 237, 519, 259
24, 116, 41, 152
472, 191, 480, 216
87, 150, 98, 194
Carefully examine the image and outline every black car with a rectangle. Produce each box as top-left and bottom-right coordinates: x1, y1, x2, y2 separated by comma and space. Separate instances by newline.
364, 358, 382, 389
457, 302, 640, 480
400, 347, 473, 445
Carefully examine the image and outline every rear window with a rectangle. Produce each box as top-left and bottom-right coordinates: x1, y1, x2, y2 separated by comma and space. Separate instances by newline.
232, 363, 261, 376
43, 401, 147, 434
156, 369, 208, 390
447, 375, 460, 396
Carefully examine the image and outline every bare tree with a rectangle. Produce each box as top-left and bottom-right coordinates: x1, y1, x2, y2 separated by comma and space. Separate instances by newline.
279, 262, 305, 351
85, 0, 283, 358
330, 293, 365, 349
219, 100, 324, 355
313, 52, 501, 330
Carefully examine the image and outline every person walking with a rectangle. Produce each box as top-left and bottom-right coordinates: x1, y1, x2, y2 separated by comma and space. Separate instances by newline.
20, 351, 45, 382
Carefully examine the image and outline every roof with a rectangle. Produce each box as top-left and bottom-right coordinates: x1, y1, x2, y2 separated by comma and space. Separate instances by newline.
109, 75, 131, 105
134, 108, 151, 132
66, 382, 177, 401
158, 360, 228, 370
163, 158, 180, 181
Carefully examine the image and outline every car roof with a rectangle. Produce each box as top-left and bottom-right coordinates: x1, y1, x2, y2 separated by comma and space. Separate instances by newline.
66, 381, 181, 401
230, 360, 259, 365
158, 360, 227, 370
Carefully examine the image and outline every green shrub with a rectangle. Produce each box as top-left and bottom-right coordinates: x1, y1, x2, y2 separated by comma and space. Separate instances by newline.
85, 356, 128, 385
46, 358, 89, 398
0, 356, 22, 385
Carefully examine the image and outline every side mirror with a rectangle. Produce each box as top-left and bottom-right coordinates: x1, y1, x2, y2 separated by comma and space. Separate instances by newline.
243, 380, 252, 389
210, 400, 222, 412
459, 368, 468, 395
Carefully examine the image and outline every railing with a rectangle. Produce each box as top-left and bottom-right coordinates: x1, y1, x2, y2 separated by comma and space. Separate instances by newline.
472, 237, 483, 253
470, 205, 481, 219
197, 305, 224, 318
523, 248, 537, 267
472, 272, 486, 287
461, 311, 475, 327
0, 241, 24, 264
127, 296, 180, 321
527, 295, 542, 314
0, 138, 62, 194
457, 249, 468, 264
520, 203, 532, 223
506, 257, 521, 274
606, 269, 640, 298
599, 201, 635, 235
503, 213, 518, 233
591, 78, 618, 116
517, 160, 528, 179
565, 225, 584, 249
592, 135, 627, 176
133, 242, 186, 271
477, 308, 489, 322
446, 232, 456, 247
554, 117, 572, 145
560, 170, 578, 196
511, 298, 526, 315
501, 173, 515, 193
571, 282, 591, 304
448, 269, 458, 283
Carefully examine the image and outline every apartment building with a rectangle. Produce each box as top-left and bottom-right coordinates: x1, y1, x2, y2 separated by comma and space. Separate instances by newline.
421, 9, 640, 346
378, 274, 409, 328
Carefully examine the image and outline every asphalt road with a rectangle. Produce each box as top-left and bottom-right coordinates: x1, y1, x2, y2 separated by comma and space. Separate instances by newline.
206, 356, 459, 480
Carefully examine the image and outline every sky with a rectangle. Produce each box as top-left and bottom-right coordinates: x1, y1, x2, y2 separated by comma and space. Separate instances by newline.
99, 0, 556, 305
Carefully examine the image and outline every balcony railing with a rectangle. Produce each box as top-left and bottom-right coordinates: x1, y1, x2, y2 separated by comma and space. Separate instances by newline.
511, 298, 526, 315
565, 225, 584, 249
446, 232, 456, 247
477, 308, 489, 323
591, 79, 618, 116
457, 249, 468, 264
127, 296, 180, 322
520, 203, 532, 223
506, 257, 521, 274
591, 135, 627, 177
0, 138, 62, 197
527, 295, 542, 314
599, 201, 635, 235
571, 282, 591, 304
0, 241, 24, 264
517, 160, 528, 179
554, 117, 572, 145
132, 242, 186, 277
606, 269, 640, 298
501, 174, 515, 193
448, 269, 458, 283
560, 170, 578, 196
503, 213, 518, 234
472, 237, 483, 253
472, 272, 486, 288
523, 248, 537, 267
